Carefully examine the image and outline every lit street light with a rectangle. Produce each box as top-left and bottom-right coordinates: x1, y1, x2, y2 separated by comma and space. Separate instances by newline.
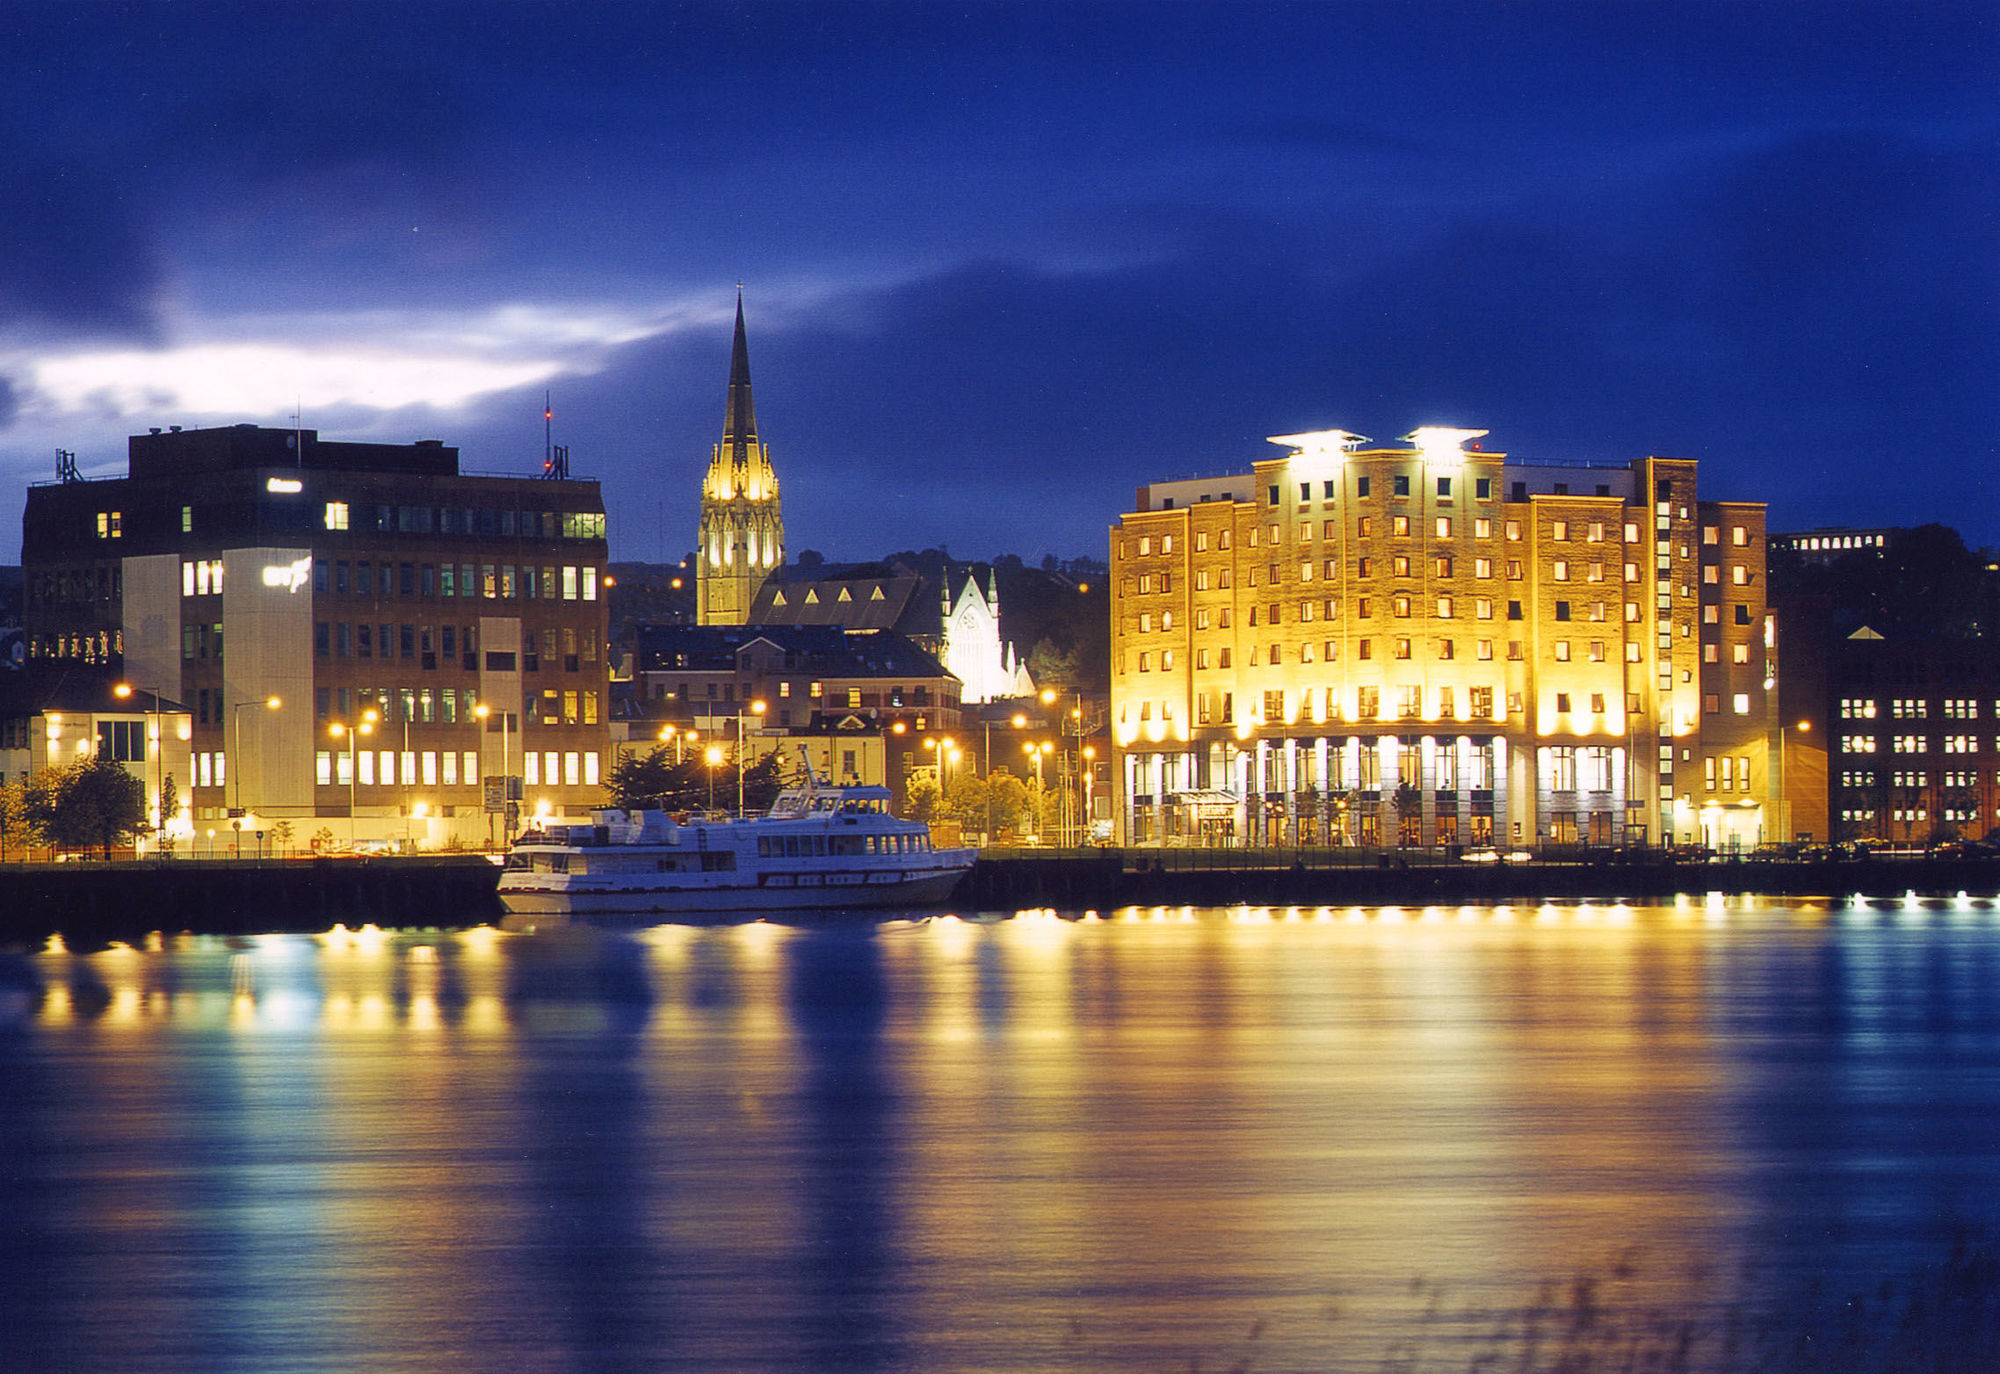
737, 700, 767, 817
329, 709, 377, 848
705, 744, 725, 813
231, 695, 282, 824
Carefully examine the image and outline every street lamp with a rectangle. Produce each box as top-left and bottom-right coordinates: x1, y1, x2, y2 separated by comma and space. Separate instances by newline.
1023, 739, 1053, 841
329, 712, 375, 847
736, 700, 767, 817
1082, 745, 1098, 842
114, 682, 162, 847
475, 701, 515, 840
704, 744, 725, 813
231, 696, 282, 820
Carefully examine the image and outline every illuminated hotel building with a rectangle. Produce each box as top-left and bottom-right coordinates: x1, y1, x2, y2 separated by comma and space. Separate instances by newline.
1109, 428, 1774, 850
22, 425, 610, 847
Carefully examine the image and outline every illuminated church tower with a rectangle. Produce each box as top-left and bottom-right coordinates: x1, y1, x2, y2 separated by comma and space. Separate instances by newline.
697, 292, 785, 625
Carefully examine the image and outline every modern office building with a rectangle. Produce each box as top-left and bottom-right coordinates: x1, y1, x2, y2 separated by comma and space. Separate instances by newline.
697, 294, 785, 625
22, 424, 610, 847
1109, 427, 1774, 850
1821, 628, 2000, 845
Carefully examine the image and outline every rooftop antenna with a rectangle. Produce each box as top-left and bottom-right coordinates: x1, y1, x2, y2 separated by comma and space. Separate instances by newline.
56, 449, 80, 484
540, 391, 570, 480
291, 397, 304, 466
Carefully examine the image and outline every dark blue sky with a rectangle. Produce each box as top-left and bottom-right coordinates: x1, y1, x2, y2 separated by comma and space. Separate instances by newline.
1, 1, 1993, 564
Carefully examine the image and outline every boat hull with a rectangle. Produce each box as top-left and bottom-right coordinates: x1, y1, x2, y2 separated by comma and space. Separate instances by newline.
497, 861, 974, 916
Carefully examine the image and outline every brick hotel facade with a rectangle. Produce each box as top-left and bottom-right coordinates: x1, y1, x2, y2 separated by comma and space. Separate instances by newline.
23, 425, 609, 847
1110, 428, 1775, 850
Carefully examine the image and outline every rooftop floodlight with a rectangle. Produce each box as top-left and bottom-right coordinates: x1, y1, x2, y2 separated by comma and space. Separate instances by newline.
1403, 427, 1490, 464
1267, 429, 1369, 461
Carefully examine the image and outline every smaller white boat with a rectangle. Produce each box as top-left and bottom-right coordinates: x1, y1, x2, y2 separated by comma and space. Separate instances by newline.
497, 753, 975, 916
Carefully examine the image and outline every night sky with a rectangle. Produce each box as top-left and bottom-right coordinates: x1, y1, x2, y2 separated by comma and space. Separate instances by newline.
1, 1, 1993, 565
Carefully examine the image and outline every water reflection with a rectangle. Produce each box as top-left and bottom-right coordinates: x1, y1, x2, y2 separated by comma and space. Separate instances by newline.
5, 903, 2000, 1371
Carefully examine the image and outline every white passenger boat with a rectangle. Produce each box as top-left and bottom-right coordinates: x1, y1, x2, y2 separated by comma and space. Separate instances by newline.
496, 763, 975, 916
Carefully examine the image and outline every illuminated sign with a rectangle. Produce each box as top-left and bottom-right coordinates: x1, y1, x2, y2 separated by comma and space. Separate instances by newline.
266, 477, 304, 494
262, 556, 312, 593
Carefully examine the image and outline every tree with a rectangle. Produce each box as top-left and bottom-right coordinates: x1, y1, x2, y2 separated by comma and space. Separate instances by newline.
606, 745, 681, 811
1026, 638, 1080, 694
985, 769, 1032, 832
269, 819, 295, 856
942, 770, 988, 826
0, 779, 29, 861
904, 774, 943, 822
157, 773, 180, 850
24, 756, 146, 856
741, 751, 789, 814
1392, 780, 1423, 847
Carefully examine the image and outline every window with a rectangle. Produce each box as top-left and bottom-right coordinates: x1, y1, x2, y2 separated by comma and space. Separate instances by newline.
1841, 698, 1878, 720
1733, 693, 1750, 715
1392, 515, 1411, 537
1476, 598, 1493, 620
1436, 476, 1452, 498
1554, 641, 1570, 661
1394, 638, 1412, 660
1475, 557, 1491, 577
1435, 517, 1452, 538
1393, 475, 1410, 497
1553, 560, 1570, 582
1733, 527, 1748, 546
324, 502, 349, 530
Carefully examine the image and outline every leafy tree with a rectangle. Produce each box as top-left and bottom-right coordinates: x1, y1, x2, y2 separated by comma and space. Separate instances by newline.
157, 773, 180, 849
0, 780, 29, 860
310, 826, 337, 854
942, 770, 989, 826
24, 756, 146, 856
985, 769, 1032, 832
269, 819, 295, 856
904, 773, 943, 822
1026, 637, 1080, 694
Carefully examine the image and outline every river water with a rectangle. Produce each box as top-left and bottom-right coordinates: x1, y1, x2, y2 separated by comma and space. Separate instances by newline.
4, 896, 1999, 1373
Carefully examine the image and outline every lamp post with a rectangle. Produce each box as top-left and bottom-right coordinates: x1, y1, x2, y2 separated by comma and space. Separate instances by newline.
230, 695, 282, 819
1082, 745, 1097, 842
113, 682, 160, 849
329, 713, 375, 848
704, 744, 725, 813
736, 700, 767, 817
475, 701, 514, 841
1023, 739, 1053, 841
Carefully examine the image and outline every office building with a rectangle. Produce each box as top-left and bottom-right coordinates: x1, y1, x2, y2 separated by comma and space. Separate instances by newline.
22, 424, 609, 847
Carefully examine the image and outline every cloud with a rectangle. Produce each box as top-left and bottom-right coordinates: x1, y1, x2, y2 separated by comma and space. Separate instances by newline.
4, 299, 718, 428
0, 160, 161, 339
0, 375, 17, 428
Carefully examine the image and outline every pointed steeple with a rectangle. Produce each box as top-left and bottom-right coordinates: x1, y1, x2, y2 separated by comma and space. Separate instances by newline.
722, 287, 759, 464
697, 287, 785, 625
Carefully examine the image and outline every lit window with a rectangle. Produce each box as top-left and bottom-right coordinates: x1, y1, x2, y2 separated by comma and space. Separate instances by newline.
324, 502, 349, 531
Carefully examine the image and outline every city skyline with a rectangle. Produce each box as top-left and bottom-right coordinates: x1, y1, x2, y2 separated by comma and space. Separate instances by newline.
1, 1, 1992, 566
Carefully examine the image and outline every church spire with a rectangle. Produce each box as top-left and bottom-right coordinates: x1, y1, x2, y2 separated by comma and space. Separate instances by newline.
722, 287, 759, 463
697, 288, 785, 625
